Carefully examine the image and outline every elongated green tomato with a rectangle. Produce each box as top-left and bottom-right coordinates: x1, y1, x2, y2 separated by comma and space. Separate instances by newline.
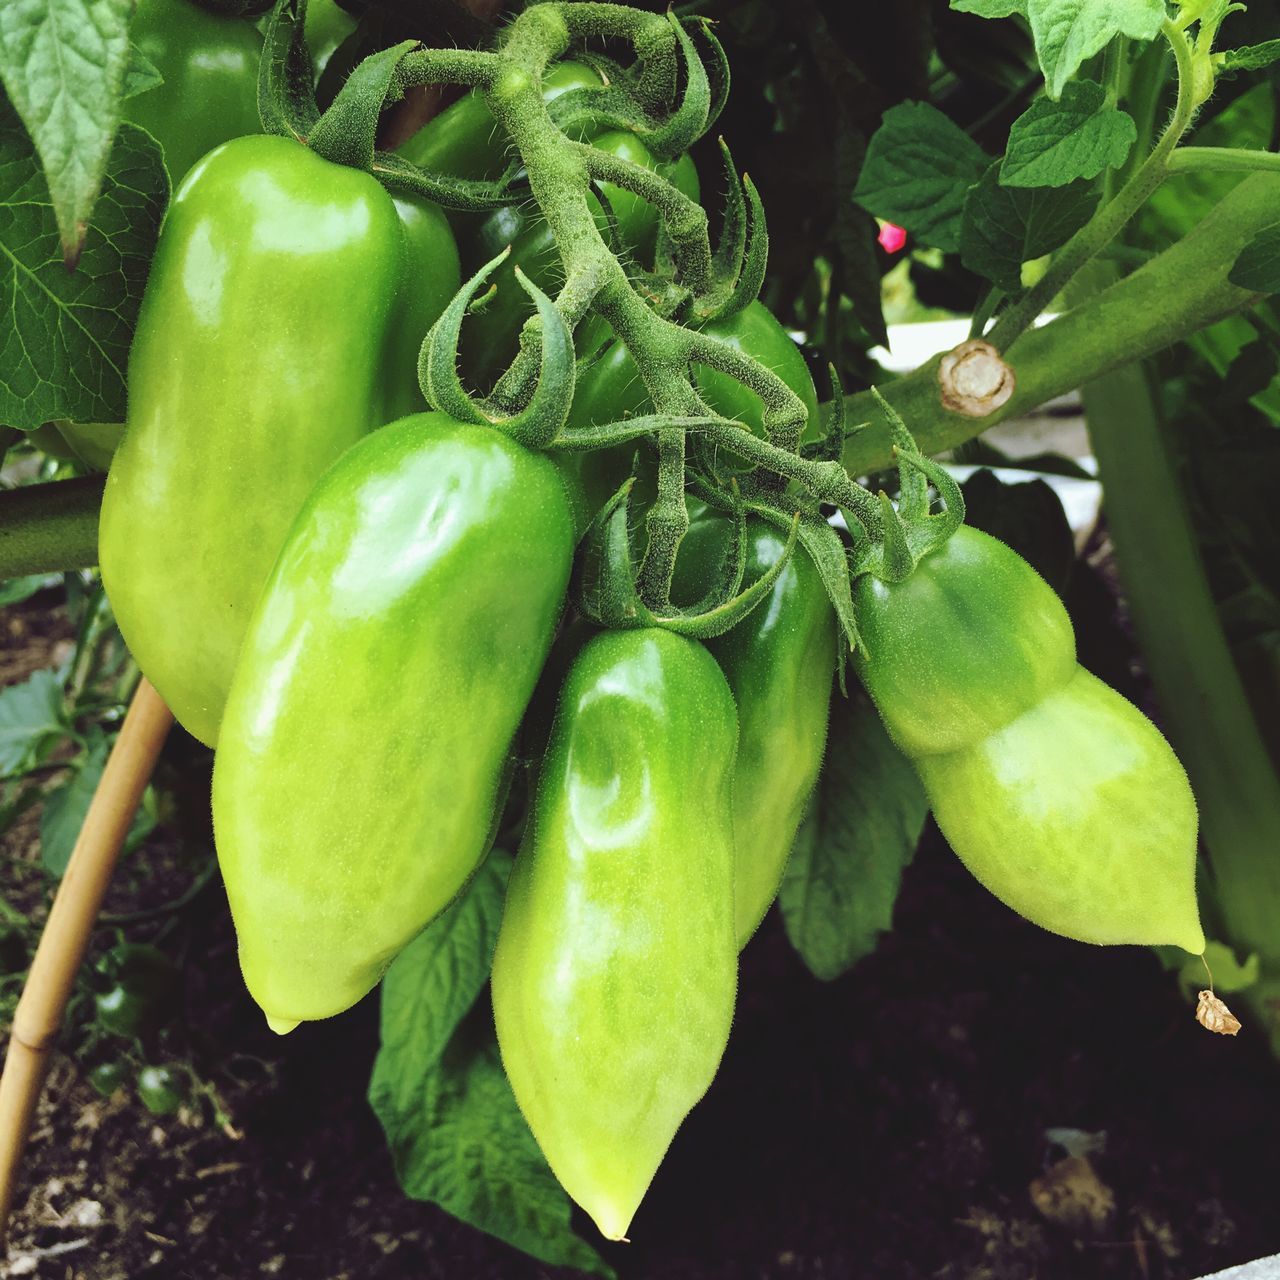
674, 516, 837, 946
212, 414, 575, 1032
917, 667, 1203, 950
565, 301, 820, 518
400, 60, 606, 179
100, 135, 460, 746
304, 0, 356, 82
492, 629, 738, 1241
853, 525, 1203, 952
853, 525, 1076, 757
124, 0, 262, 183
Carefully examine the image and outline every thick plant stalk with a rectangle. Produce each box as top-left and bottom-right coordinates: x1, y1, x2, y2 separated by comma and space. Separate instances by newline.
1081, 358, 1280, 975
841, 172, 1280, 476
0, 476, 104, 580
0, 681, 172, 1243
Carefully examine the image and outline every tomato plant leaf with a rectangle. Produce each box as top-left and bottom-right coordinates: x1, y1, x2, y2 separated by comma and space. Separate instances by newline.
951, 0, 1027, 16
0, 669, 65, 777
1228, 222, 1280, 294
852, 101, 990, 254
0, 0, 134, 264
779, 690, 927, 981
40, 731, 155, 877
369, 850, 611, 1276
1001, 80, 1136, 187
0, 106, 167, 430
961, 160, 1098, 291
1024, 0, 1166, 99
1217, 39, 1280, 76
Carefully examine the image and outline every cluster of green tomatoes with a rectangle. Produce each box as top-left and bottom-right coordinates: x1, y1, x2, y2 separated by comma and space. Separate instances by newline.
90, 0, 1204, 1240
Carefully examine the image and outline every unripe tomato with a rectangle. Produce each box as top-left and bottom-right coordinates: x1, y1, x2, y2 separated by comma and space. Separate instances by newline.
492, 629, 738, 1241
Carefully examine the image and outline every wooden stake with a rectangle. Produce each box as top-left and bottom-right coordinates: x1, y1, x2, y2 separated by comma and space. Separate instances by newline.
0, 680, 172, 1243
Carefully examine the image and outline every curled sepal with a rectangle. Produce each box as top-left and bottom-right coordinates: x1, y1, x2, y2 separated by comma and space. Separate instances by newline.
693, 160, 767, 324
874, 491, 915, 584
308, 40, 417, 170
642, 14, 712, 159
895, 447, 966, 560
259, 0, 318, 145
694, 19, 730, 134
873, 386, 927, 521
575, 480, 802, 640
420, 251, 511, 425
421, 253, 574, 448
497, 267, 576, 447
373, 149, 523, 213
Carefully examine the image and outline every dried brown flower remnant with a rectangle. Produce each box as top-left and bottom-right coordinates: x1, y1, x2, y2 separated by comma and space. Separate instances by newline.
1195, 990, 1241, 1036
938, 339, 1015, 417
1029, 1156, 1115, 1234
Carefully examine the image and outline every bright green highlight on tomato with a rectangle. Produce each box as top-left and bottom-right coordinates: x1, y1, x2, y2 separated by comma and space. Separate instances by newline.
918, 667, 1202, 949
492, 628, 738, 1241
124, 0, 263, 183
100, 135, 460, 747
853, 525, 1204, 954
675, 515, 837, 946
213, 414, 576, 1033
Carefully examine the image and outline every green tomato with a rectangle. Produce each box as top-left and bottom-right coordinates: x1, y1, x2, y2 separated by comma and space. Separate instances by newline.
136, 1065, 188, 1116
123, 0, 262, 184
100, 135, 460, 746
674, 515, 838, 946
918, 667, 1204, 952
88, 1062, 128, 1098
212, 413, 576, 1033
94, 943, 179, 1039
492, 629, 737, 1242
853, 525, 1203, 952
852, 525, 1076, 758
303, 0, 356, 82
49, 422, 126, 472
400, 60, 607, 180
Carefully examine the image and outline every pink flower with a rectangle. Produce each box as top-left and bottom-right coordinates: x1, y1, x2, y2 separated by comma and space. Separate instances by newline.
877, 221, 907, 254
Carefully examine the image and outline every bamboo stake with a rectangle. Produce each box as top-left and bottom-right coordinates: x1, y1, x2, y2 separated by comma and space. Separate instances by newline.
0, 680, 172, 1244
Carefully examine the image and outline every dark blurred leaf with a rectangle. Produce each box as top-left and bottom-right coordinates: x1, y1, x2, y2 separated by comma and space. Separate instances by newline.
960, 468, 1076, 592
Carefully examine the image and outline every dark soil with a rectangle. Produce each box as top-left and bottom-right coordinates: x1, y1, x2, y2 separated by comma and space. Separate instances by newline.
3, 580, 1279, 1280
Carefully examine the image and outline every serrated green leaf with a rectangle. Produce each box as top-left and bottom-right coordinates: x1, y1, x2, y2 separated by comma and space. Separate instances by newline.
0, 669, 64, 777
1001, 80, 1136, 187
961, 159, 1098, 291
779, 690, 927, 981
952, 0, 1028, 15
369, 850, 610, 1276
1218, 40, 1280, 75
853, 101, 990, 254
39, 732, 155, 877
0, 0, 134, 262
1026, 0, 1166, 98
0, 108, 167, 429
123, 42, 163, 100
1228, 221, 1280, 293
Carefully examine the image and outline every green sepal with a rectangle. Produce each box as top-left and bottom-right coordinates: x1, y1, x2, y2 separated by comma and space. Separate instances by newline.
642, 14, 711, 159
259, 0, 319, 145
874, 491, 915, 583
575, 479, 800, 640
308, 40, 417, 170
373, 149, 522, 212
421, 251, 511, 425
694, 19, 730, 135
422, 254, 574, 448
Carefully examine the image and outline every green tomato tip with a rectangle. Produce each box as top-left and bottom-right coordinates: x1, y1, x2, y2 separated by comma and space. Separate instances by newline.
265, 1014, 300, 1036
